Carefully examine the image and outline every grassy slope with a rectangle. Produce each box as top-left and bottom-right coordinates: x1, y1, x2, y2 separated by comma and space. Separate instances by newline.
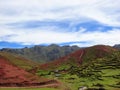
1, 45, 119, 90
37, 46, 120, 90
0, 52, 69, 90
39, 45, 117, 70
60, 52, 120, 90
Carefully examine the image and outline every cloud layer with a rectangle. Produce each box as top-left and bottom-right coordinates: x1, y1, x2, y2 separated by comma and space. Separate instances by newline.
0, 0, 120, 47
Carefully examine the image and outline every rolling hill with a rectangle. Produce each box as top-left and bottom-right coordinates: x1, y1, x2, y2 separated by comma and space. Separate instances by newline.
0, 52, 63, 89
39, 45, 117, 70
0, 52, 38, 71
36, 45, 120, 90
1, 45, 120, 90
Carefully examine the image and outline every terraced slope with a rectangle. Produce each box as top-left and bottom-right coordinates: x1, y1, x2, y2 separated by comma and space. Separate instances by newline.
36, 45, 120, 90
64, 51, 120, 90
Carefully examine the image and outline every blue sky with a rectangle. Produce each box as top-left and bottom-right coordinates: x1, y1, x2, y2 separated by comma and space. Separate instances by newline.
0, 0, 120, 48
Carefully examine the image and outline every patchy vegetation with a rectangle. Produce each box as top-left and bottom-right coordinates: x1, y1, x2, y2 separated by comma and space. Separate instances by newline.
0, 52, 66, 90
37, 45, 120, 90
0, 45, 120, 90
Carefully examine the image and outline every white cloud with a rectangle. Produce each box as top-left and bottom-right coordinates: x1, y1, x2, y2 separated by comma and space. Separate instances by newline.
0, 0, 120, 47
0, 26, 120, 47
0, 0, 120, 26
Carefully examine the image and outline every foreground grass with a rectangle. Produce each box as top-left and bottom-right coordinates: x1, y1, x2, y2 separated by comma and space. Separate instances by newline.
0, 88, 58, 90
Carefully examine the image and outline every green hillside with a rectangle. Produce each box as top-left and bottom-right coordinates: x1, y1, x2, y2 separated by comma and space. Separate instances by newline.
64, 51, 120, 90
38, 45, 116, 70
0, 45, 120, 90
36, 45, 120, 90
0, 52, 67, 90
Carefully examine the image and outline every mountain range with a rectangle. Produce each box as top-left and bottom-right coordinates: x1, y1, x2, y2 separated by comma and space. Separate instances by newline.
0, 44, 80, 63
39, 45, 117, 69
113, 44, 120, 49
0, 44, 120, 90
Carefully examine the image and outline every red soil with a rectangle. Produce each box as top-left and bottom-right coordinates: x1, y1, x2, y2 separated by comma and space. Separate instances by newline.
39, 49, 85, 69
0, 55, 61, 87
39, 45, 117, 69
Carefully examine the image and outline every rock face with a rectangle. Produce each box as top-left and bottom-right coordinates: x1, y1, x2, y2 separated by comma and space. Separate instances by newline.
0, 44, 80, 63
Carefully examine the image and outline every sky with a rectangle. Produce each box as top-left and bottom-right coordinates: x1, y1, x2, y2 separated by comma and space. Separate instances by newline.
0, 0, 120, 48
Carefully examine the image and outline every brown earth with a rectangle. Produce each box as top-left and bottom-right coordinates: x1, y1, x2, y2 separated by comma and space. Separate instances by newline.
39, 45, 117, 70
0, 55, 61, 88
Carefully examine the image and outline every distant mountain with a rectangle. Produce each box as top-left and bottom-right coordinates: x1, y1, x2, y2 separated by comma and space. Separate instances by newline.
113, 44, 120, 49
0, 44, 80, 63
39, 45, 117, 69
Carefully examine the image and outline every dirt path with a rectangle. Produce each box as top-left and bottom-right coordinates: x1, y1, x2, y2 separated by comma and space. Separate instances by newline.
78, 50, 85, 64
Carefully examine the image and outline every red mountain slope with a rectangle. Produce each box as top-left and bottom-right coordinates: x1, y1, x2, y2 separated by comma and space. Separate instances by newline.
39, 45, 117, 70
0, 55, 60, 87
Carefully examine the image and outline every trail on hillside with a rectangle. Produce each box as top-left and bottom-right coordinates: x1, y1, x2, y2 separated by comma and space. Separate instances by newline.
78, 50, 85, 64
